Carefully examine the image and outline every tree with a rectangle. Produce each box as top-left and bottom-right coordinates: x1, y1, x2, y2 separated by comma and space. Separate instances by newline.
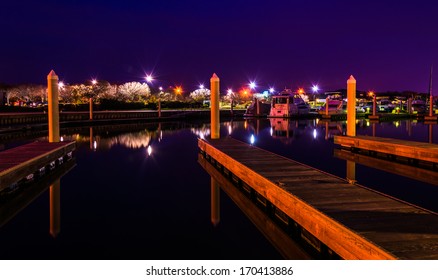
189, 88, 211, 102
5, 87, 19, 105
118, 82, 151, 102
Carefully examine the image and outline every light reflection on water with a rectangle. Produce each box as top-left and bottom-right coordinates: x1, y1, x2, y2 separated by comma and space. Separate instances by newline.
1, 119, 438, 259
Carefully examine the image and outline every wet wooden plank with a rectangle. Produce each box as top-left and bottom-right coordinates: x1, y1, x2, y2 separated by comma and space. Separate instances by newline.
0, 141, 76, 190
334, 135, 438, 163
198, 137, 438, 260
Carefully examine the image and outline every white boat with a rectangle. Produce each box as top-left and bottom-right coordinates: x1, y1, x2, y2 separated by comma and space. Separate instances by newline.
268, 89, 310, 118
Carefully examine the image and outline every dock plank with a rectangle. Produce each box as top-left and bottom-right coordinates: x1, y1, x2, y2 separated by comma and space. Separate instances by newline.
334, 135, 438, 163
199, 137, 438, 259
0, 141, 76, 190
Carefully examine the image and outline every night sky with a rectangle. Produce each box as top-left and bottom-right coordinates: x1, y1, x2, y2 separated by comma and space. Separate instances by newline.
1, 0, 437, 93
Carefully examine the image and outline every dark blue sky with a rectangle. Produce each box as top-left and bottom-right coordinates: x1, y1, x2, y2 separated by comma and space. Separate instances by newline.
1, 0, 437, 93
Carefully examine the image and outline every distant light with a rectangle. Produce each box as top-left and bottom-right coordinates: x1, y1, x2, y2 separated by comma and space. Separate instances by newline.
270, 127, 273, 136
250, 134, 255, 145
313, 128, 317, 139
227, 89, 233, 95
92, 79, 97, 85
199, 132, 205, 140
312, 85, 319, 93
368, 91, 374, 97
58, 81, 65, 88
159, 86, 163, 91
199, 84, 204, 89
298, 88, 305, 94
60, 136, 64, 142
147, 145, 152, 156
249, 82, 256, 89
269, 87, 275, 93
175, 86, 183, 94
228, 125, 232, 135
146, 75, 153, 83
93, 140, 97, 150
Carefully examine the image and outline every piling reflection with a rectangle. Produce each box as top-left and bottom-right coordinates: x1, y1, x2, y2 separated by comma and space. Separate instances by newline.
316, 119, 345, 140
346, 161, 356, 184
49, 179, 61, 237
211, 178, 220, 226
198, 153, 311, 259
0, 159, 75, 236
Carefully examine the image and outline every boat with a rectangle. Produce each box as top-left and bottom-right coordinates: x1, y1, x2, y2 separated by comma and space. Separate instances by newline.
268, 89, 310, 118
243, 98, 271, 117
318, 97, 344, 115
411, 99, 427, 113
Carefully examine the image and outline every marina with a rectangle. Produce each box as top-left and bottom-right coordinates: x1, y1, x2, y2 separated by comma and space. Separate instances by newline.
1, 117, 438, 259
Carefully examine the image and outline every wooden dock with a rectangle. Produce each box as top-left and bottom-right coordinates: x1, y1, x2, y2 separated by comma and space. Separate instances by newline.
334, 135, 438, 164
0, 159, 75, 228
198, 137, 438, 259
334, 149, 438, 186
198, 154, 311, 259
0, 141, 75, 191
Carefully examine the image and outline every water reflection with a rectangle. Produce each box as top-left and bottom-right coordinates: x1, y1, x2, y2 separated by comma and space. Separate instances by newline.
335, 149, 438, 186
211, 177, 220, 226
49, 179, 61, 238
3, 119, 438, 259
0, 159, 75, 236
198, 153, 311, 259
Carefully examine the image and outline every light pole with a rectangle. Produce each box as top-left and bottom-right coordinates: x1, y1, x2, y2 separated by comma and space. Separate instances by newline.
312, 85, 319, 108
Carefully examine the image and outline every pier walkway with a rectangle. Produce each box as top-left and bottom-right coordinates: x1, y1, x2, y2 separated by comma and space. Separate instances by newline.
334, 135, 438, 164
198, 137, 438, 259
0, 141, 75, 191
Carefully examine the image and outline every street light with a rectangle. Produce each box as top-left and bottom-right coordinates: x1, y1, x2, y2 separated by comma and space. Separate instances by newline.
312, 85, 319, 93
269, 87, 275, 94
145, 74, 153, 83
92, 79, 97, 85
249, 81, 256, 90
199, 84, 204, 90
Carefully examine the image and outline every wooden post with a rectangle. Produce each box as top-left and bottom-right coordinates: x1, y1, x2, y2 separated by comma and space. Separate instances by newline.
158, 99, 161, 118
256, 98, 260, 116
373, 95, 377, 116
325, 97, 329, 116
211, 177, 220, 226
89, 97, 93, 120
50, 179, 61, 237
407, 98, 412, 114
429, 124, 433, 144
429, 65, 433, 117
286, 96, 290, 117
210, 73, 220, 139
230, 98, 234, 116
47, 70, 60, 142
347, 75, 356, 137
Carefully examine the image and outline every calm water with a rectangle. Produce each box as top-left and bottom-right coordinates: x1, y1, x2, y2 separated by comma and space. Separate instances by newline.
1, 118, 438, 259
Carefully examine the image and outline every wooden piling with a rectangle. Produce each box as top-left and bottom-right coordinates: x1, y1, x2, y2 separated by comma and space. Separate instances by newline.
210, 73, 220, 139
347, 75, 356, 136
47, 70, 60, 142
